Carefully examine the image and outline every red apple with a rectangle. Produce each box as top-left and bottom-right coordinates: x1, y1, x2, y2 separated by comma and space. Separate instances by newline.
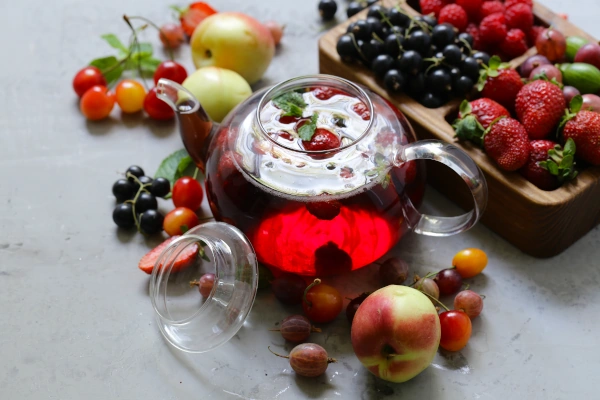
351, 286, 440, 383
190, 12, 275, 84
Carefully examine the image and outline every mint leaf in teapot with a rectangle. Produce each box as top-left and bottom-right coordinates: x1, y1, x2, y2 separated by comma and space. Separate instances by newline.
273, 92, 307, 117
298, 113, 319, 141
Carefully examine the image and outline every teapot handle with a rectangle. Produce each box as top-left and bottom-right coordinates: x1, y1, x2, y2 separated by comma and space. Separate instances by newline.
395, 140, 488, 236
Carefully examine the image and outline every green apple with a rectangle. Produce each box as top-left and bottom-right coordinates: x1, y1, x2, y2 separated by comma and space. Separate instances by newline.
351, 285, 441, 383
182, 67, 252, 123
190, 12, 275, 85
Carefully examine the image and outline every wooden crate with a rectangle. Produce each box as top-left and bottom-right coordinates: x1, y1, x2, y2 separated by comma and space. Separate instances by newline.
319, 0, 600, 257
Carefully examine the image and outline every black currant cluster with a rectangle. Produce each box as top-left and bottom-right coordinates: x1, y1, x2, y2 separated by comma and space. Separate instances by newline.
336, 5, 491, 108
112, 165, 170, 234
347, 0, 379, 18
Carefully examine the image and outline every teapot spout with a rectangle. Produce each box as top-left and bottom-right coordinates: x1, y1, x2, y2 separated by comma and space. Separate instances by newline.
156, 78, 216, 173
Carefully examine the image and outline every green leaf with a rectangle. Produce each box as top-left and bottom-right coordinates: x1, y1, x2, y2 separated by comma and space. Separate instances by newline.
154, 149, 191, 185
570, 95, 583, 113
458, 100, 471, 116
138, 57, 162, 74
273, 92, 307, 117
101, 33, 128, 53
488, 55, 502, 70
169, 5, 186, 15
174, 156, 196, 181
297, 113, 319, 141
180, 224, 189, 234
89, 56, 124, 86
564, 138, 576, 155
131, 42, 153, 59
546, 161, 559, 175
560, 154, 574, 168
380, 172, 391, 189
199, 240, 210, 262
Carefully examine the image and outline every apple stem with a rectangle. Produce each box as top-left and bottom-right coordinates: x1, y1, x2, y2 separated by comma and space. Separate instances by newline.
268, 346, 290, 359
303, 278, 321, 308
421, 291, 450, 311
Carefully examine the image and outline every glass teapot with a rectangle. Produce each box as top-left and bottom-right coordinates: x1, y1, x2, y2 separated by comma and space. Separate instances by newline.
156, 75, 487, 277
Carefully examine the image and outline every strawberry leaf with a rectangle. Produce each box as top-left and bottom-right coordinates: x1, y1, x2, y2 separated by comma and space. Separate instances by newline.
488, 55, 502, 70
564, 138, 576, 155
570, 95, 583, 113
298, 113, 319, 141
458, 99, 471, 116
452, 115, 485, 146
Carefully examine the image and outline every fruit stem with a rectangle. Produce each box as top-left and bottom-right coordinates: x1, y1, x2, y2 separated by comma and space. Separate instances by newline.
268, 346, 290, 359
193, 167, 199, 180
125, 172, 152, 234
122, 15, 149, 90
409, 271, 437, 287
190, 280, 200, 287
421, 291, 450, 311
327, 357, 337, 364
127, 15, 175, 61
311, 326, 322, 333
302, 278, 321, 308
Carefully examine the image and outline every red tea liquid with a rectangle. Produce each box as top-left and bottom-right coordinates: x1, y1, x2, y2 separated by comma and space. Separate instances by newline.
203, 88, 425, 276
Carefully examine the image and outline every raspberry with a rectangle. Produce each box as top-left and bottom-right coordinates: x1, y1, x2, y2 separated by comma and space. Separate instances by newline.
456, 0, 482, 20
505, 0, 533, 8
527, 25, 545, 46
420, 0, 449, 17
479, 12, 507, 45
500, 29, 529, 58
479, 1, 504, 21
505, 3, 534, 31
466, 23, 483, 50
438, 4, 469, 32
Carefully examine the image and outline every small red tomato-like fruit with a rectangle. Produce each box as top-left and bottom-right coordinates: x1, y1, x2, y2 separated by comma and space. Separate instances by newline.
159, 23, 185, 49
172, 177, 204, 210
452, 248, 488, 278
163, 207, 200, 236
263, 21, 284, 46
197, 273, 215, 297
80, 85, 115, 120
153, 60, 188, 85
115, 80, 146, 113
302, 279, 343, 323
73, 66, 107, 97
435, 268, 464, 295
454, 290, 484, 319
144, 87, 175, 120
439, 310, 472, 352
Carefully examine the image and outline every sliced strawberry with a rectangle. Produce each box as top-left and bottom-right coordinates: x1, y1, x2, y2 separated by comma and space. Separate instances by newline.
178, 2, 218, 37
312, 87, 350, 100
278, 115, 301, 124
138, 236, 199, 275
352, 102, 371, 120
302, 128, 341, 151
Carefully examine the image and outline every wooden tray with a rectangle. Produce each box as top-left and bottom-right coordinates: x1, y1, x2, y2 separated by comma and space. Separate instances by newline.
319, 0, 600, 258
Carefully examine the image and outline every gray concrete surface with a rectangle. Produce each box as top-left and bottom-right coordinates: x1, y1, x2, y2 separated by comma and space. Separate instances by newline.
1, 0, 600, 399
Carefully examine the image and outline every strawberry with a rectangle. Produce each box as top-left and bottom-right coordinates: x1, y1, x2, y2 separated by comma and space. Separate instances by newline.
505, 3, 534, 31
479, 1, 505, 21
478, 56, 524, 110
312, 86, 350, 100
438, 4, 469, 32
519, 139, 577, 190
505, 0, 533, 8
483, 117, 530, 171
456, 0, 483, 21
527, 25, 545, 47
302, 128, 341, 151
138, 236, 199, 274
174, 2, 218, 37
453, 98, 511, 145
561, 96, 600, 165
500, 28, 529, 58
515, 80, 566, 140
420, 0, 449, 17
479, 13, 507, 46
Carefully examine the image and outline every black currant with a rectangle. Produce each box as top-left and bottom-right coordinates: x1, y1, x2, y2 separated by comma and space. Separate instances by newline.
388, 8, 411, 28
150, 177, 171, 198
337, 34, 359, 61
420, 92, 443, 108
139, 176, 153, 186
319, 0, 337, 20
454, 76, 475, 95
126, 165, 144, 181
426, 67, 452, 94
139, 210, 164, 235
112, 179, 136, 203
372, 54, 395, 78
384, 33, 404, 58
472, 51, 491, 66
416, 15, 437, 28
113, 203, 135, 229
406, 30, 432, 55
347, 19, 371, 41
361, 38, 384, 63
450, 67, 462, 83
366, 17, 386, 39
388, 25, 404, 35
443, 44, 463, 66
367, 5, 388, 19
346, 2, 364, 18
431, 23, 456, 47
383, 69, 406, 92
136, 192, 158, 213
397, 50, 423, 75
461, 56, 481, 80
407, 73, 426, 95
366, 0, 377, 5
457, 32, 474, 49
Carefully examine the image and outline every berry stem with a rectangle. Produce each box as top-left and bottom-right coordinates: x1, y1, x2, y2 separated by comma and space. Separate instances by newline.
127, 15, 175, 60
421, 291, 450, 311
193, 167, 199, 180
122, 15, 149, 90
302, 278, 321, 308
268, 346, 290, 359
409, 271, 437, 287
125, 172, 152, 233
